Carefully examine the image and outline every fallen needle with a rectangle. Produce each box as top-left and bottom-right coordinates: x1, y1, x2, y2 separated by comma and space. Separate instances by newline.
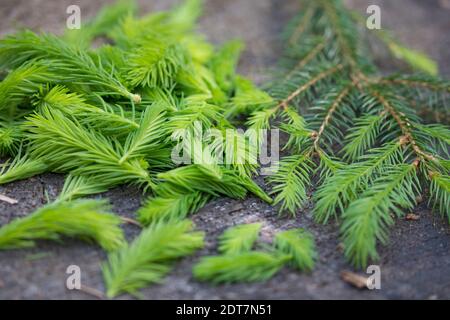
0, 194, 18, 205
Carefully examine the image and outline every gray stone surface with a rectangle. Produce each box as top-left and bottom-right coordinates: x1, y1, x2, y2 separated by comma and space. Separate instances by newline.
0, 0, 449, 300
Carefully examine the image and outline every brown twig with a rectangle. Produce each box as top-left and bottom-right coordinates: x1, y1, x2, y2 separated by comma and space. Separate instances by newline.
121, 217, 143, 228
340, 271, 369, 289
406, 213, 420, 221
79, 284, 106, 300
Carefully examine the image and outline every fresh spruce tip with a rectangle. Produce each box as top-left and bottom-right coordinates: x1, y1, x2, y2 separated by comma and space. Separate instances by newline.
0, 0, 271, 209
103, 219, 204, 298
0, 0, 272, 222
0, 0, 274, 296
0, 199, 125, 251
193, 224, 316, 284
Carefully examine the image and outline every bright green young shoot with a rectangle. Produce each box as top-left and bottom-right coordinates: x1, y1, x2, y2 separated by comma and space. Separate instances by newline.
193, 252, 290, 285
0, 199, 125, 251
103, 220, 204, 298
218, 223, 262, 255
274, 229, 316, 271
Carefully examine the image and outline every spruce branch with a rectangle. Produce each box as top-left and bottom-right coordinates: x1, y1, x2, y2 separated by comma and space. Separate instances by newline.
314, 142, 404, 223
276, 64, 344, 110
369, 89, 436, 162
413, 123, 450, 157
287, 3, 315, 46
341, 112, 388, 161
316, 0, 361, 69
428, 172, 450, 222
285, 41, 327, 81
312, 83, 353, 151
269, 154, 314, 216
341, 163, 421, 267
375, 75, 450, 93
266, 0, 449, 267
279, 107, 312, 153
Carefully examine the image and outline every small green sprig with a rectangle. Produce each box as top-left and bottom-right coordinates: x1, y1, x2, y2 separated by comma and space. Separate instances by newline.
218, 223, 262, 255
0, 199, 125, 251
194, 252, 290, 285
193, 224, 316, 284
102, 219, 204, 298
274, 229, 316, 271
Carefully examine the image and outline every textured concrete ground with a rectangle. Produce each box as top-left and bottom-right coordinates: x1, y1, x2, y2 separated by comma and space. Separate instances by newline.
0, 0, 449, 300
